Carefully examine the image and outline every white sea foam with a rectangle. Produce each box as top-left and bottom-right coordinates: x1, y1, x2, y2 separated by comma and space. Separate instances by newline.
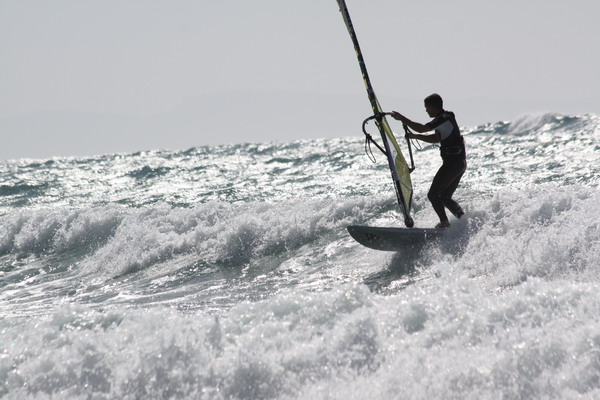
2, 277, 600, 399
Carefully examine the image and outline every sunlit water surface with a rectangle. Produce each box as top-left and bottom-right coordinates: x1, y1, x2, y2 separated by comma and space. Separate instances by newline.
1, 113, 599, 399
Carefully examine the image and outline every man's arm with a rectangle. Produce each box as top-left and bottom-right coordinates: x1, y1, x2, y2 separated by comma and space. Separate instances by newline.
388, 111, 441, 143
389, 111, 430, 132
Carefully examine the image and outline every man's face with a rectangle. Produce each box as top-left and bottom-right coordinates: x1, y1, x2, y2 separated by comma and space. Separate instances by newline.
425, 103, 441, 118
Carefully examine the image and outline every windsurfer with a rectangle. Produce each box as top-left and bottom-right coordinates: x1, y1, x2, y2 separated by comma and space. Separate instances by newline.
388, 93, 466, 228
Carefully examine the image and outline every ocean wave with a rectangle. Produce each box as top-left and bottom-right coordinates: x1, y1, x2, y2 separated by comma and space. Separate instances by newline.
466, 112, 598, 137
1, 183, 598, 312
0, 196, 388, 279
0, 207, 123, 257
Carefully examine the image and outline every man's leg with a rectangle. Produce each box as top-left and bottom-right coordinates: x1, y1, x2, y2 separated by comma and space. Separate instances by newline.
443, 198, 464, 218
428, 166, 452, 225
428, 160, 466, 224
441, 160, 466, 218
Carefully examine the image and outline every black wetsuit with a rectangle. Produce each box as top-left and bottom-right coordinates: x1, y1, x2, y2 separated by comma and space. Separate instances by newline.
425, 110, 466, 222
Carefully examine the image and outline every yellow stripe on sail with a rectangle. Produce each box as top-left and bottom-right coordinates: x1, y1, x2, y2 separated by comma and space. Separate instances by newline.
381, 117, 413, 210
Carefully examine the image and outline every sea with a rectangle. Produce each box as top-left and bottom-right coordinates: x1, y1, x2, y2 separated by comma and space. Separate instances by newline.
1, 112, 599, 399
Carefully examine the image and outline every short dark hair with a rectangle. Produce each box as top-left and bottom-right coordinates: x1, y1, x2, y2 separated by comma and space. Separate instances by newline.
424, 93, 443, 108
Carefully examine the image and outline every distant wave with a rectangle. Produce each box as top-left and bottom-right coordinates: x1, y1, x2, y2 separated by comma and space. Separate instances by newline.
465, 112, 598, 136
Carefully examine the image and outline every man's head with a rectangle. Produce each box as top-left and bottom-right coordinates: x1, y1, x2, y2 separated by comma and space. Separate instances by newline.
424, 93, 443, 117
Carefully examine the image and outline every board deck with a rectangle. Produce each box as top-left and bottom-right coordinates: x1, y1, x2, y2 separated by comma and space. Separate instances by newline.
347, 225, 445, 251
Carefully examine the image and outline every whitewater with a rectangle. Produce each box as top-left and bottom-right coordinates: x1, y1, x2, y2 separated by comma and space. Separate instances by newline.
1, 113, 599, 399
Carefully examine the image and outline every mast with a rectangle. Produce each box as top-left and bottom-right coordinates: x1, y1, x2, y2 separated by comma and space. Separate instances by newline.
336, 0, 414, 227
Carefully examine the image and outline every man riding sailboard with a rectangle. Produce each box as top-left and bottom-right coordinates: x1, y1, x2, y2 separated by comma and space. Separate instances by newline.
336, 0, 467, 250
389, 93, 466, 229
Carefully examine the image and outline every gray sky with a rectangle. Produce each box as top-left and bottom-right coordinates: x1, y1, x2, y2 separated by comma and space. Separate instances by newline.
1, 0, 598, 160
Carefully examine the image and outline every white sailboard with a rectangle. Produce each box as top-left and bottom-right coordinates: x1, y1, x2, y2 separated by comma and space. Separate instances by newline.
347, 225, 445, 251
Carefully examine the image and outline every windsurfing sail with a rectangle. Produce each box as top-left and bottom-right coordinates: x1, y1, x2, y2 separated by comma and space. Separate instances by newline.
336, 0, 414, 227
